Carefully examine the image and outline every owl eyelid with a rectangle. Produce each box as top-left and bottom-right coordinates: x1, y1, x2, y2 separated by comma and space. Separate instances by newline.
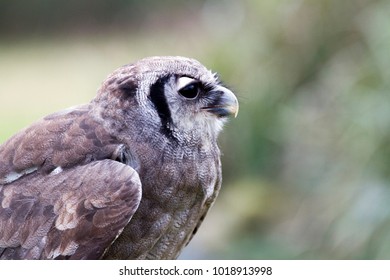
177, 77, 198, 90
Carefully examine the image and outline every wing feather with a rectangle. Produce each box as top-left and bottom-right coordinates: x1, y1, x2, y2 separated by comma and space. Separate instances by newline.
0, 104, 120, 182
0, 159, 141, 259
0, 105, 142, 259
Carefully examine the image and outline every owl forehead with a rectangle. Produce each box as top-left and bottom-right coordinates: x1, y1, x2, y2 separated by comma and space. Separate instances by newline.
134, 56, 218, 85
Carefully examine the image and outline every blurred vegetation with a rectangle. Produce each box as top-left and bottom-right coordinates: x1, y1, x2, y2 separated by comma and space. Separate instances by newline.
1, 0, 390, 259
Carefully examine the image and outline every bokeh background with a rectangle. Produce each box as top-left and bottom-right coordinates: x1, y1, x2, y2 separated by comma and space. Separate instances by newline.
1, 0, 390, 259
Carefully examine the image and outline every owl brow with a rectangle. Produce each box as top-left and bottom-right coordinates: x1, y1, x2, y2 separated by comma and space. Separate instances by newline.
148, 75, 175, 139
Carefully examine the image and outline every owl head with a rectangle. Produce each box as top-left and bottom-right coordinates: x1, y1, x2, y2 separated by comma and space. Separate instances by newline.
93, 56, 238, 145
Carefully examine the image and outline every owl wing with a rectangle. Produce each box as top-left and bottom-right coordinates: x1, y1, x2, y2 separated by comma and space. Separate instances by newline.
0, 105, 142, 259
0, 160, 141, 259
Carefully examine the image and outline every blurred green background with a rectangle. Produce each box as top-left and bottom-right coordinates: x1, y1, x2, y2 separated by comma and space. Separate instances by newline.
1, 0, 390, 259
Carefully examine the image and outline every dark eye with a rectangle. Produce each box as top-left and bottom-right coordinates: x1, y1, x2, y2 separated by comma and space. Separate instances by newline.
177, 77, 201, 99
179, 82, 200, 99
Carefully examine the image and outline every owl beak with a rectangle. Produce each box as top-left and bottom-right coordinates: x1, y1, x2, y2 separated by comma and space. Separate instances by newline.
202, 85, 239, 118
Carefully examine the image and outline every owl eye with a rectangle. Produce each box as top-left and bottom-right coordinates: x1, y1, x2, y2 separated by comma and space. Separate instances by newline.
177, 77, 200, 99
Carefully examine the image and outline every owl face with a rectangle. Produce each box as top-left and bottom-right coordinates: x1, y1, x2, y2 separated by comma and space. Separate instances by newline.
161, 74, 238, 140
96, 56, 238, 145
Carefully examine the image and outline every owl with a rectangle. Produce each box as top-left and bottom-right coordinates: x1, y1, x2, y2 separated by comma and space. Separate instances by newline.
0, 56, 238, 259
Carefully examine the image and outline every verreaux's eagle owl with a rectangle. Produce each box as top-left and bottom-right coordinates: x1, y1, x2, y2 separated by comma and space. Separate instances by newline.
0, 56, 238, 259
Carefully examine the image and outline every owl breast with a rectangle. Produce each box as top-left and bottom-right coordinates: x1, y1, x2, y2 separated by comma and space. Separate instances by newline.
104, 143, 221, 259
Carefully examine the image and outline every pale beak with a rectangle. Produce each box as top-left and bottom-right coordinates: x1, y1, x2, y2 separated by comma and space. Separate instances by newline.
202, 85, 239, 118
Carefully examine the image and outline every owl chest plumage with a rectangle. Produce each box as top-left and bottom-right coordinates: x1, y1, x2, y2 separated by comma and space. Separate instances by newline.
104, 139, 222, 259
